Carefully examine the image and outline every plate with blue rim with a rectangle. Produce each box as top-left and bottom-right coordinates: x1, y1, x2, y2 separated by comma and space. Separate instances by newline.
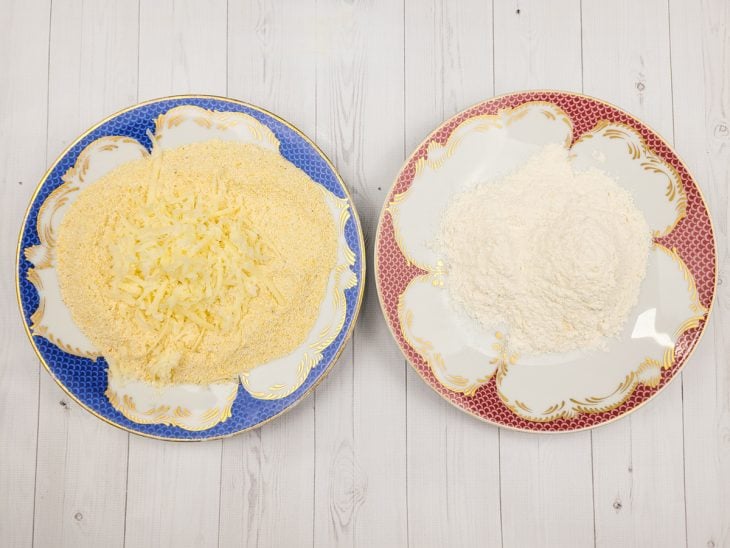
16, 95, 365, 441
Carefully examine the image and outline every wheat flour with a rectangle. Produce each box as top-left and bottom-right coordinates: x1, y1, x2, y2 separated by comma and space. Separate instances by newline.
438, 143, 651, 356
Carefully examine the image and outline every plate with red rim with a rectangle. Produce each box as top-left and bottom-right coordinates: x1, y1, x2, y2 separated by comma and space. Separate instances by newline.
375, 90, 716, 433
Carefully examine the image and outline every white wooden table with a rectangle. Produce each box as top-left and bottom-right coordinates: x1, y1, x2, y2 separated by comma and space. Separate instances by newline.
1, 1, 728, 546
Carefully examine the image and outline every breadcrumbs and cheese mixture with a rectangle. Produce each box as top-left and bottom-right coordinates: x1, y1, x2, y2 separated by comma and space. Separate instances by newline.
56, 140, 337, 385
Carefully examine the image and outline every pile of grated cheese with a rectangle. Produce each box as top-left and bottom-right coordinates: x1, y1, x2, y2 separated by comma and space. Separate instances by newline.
56, 140, 337, 385
107, 169, 281, 335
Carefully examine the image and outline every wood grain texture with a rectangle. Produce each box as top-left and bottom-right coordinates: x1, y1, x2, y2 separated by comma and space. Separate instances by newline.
313, 5, 362, 540
493, 2, 595, 547
138, 0, 227, 99
222, 3, 317, 547
32, 2, 136, 546
670, 0, 730, 546
0, 1, 50, 546
315, 1, 407, 546
125, 437, 223, 548
582, 1, 688, 546
493, 0, 582, 95
403, 2, 502, 547
124, 2, 227, 547
2, 1, 730, 546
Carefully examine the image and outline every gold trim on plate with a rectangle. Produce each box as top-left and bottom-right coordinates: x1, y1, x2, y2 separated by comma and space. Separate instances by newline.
396, 274, 499, 397
386, 101, 574, 273
105, 385, 238, 431
494, 243, 708, 422
16, 94, 366, 442
374, 89, 717, 434
571, 119, 687, 238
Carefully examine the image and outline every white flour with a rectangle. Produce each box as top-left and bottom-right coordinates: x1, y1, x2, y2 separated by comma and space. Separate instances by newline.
438, 144, 651, 356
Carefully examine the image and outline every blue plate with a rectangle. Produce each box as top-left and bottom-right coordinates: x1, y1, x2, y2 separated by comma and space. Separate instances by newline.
16, 95, 365, 441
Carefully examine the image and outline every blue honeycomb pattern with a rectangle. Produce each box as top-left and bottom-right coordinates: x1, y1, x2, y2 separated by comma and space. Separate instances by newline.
17, 96, 364, 440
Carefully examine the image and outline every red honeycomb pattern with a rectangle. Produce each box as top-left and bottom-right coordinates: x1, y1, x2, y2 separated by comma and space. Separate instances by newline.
375, 91, 717, 432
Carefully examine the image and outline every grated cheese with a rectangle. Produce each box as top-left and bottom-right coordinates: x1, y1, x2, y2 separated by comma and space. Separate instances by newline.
107, 171, 278, 336
56, 140, 337, 385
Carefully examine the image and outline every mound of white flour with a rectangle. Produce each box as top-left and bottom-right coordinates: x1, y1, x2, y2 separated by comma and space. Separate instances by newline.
439, 144, 651, 356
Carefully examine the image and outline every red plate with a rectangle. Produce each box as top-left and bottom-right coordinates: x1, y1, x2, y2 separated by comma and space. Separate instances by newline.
375, 90, 716, 432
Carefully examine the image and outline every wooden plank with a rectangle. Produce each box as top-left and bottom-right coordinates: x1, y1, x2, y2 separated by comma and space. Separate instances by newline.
311, 3, 359, 545
124, 2, 227, 547
492, 2, 595, 547
314, 1, 407, 545
0, 1, 50, 545
7, 1, 726, 545
125, 436, 224, 548
219, 402, 316, 547
403, 2, 502, 547
138, 0, 227, 99
493, 0, 582, 95
500, 431, 596, 546
220, 2, 317, 546
669, 0, 730, 546
31, 2, 136, 546
406, 383, 503, 548
581, 1, 688, 546
313, 345, 357, 547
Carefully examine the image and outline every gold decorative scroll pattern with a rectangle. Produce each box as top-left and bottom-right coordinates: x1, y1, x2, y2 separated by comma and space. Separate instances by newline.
105, 386, 238, 431
495, 244, 707, 422
387, 101, 573, 272
391, 102, 574, 397
25, 108, 358, 426
571, 119, 687, 238
241, 194, 358, 400
25, 136, 145, 360
153, 105, 280, 148
389, 103, 702, 420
